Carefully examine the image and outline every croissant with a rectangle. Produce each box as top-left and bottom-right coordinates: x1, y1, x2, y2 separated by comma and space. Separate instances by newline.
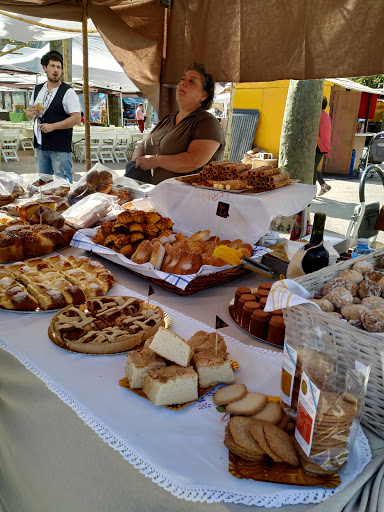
117, 211, 133, 225
131, 211, 146, 223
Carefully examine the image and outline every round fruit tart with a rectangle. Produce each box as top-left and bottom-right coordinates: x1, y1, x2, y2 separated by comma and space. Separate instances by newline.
49, 296, 164, 354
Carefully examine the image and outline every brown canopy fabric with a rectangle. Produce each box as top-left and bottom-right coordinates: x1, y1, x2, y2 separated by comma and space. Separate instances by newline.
2, 0, 384, 117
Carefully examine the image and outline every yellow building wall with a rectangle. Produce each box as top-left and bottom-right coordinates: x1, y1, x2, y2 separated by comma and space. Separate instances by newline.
233, 80, 334, 159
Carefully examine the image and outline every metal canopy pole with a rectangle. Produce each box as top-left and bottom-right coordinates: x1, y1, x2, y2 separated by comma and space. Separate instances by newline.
82, 0, 91, 170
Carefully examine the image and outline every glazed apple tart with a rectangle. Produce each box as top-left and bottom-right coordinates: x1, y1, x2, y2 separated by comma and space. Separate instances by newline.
49, 296, 165, 354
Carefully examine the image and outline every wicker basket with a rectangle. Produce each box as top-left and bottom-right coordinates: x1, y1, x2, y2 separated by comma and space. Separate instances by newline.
125, 265, 250, 295
283, 248, 384, 439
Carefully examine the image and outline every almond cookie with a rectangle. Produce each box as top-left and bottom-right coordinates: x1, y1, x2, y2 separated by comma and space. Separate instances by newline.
250, 420, 283, 462
365, 270, 384, 283
340, 304, 369, 321
328, 287, 353, 309
228, 416, 265, 456
361, 296, 384, 309
339, 269, 364, 285
359, 280, 381, 299
213, 383, 247, 405
352, 260, 374, 275
224, 424, 265, 462
249, 401, 283, 424
226, 392, 268, 416
323, 278, 359, 297
309, 298, 334, 312
327, 312, 343, 319
263, 422, 299, 466
361, 308, 384, 332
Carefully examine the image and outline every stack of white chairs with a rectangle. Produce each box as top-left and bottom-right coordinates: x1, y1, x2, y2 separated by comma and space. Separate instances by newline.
99, 132, 116, 164
114, 131, 130, 162
1, 130, 20, 162
77, 133, 103, 164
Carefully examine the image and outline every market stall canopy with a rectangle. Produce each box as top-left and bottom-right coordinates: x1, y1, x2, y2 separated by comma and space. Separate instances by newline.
1, 0, 384, 116
0, 9, 97, 41
0, 37, 139, 93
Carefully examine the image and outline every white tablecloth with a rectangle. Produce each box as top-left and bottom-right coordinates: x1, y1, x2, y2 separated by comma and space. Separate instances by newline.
0, 283, 371, 507
150, 179, 317, 244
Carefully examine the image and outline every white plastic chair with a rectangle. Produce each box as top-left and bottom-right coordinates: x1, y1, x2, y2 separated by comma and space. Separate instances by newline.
78, 133, 102, 163
1, 130, 19, 162
99, 132, 116, 164
113, 131, 130, 162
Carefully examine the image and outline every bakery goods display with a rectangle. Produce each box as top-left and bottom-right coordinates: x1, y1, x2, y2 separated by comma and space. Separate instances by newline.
307, 253, 384, 332
70, 168, 116, 202
49, 296, 163, 353
0, 174, 25, 207
94, 212, 254, 275
0, 255, 114, 311
183, 160, 293, 192
121, 328, 237, 407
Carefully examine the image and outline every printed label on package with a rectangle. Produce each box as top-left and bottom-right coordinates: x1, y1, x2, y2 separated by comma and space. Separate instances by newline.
280, 340, 297, 405
295, 371, 320, 457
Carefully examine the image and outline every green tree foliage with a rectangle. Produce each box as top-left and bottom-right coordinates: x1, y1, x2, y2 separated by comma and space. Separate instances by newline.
353, 75, 384, 89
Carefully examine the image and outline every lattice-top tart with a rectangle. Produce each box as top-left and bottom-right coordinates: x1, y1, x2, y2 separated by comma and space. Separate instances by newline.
49, 296, 165, 354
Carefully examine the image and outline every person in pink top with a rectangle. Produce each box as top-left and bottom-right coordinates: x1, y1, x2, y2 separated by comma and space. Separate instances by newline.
314, 96, 332, 196
136, 103, 145, 132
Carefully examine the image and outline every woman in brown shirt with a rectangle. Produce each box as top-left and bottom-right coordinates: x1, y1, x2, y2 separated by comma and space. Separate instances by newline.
132, 63, 225, 185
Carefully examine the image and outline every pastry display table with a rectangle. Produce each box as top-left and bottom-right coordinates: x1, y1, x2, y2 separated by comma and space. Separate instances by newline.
0, 246, 380, 512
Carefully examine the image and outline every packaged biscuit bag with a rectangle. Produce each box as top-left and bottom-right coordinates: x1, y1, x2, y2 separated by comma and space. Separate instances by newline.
293, 340, 370, 476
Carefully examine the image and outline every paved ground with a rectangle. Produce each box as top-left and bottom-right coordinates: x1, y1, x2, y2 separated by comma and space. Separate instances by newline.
2, 149, 384, 246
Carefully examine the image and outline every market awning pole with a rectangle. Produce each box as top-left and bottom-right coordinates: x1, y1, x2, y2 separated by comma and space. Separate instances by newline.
82, 0, 91, 170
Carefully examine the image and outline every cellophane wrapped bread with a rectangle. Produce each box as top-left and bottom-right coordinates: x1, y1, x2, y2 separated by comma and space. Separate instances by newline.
69, 163, 119, 203
0, 171, 25, 207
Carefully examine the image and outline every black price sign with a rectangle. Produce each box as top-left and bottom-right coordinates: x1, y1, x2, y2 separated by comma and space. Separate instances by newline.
216, 201, 230, 218
215, 315, 228, 329
148, 284, 154, 297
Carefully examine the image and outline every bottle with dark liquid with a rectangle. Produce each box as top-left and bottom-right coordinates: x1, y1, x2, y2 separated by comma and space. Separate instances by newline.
287, 212, 329, 278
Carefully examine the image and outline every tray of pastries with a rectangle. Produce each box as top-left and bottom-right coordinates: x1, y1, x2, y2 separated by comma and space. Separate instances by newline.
175, 161, 293, 193
0, 202, 77, 263
49, 296, 167, 354
0, 254, 114, 311
120, 328, 239, 410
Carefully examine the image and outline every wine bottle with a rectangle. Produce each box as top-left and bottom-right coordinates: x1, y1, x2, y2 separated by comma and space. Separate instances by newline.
287, 212, 329, 279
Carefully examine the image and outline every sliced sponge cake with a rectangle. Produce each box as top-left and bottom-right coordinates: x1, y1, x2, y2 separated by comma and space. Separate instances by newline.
125, 348, 166, 389
148, 327, 193, 367
192, 348, 235, 388
143, 365, 198, 406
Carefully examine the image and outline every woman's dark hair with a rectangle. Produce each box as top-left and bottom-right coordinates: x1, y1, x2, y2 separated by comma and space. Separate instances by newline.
186, 62, 215, 110
41, 50, 63, 68
322, 96, 328, 110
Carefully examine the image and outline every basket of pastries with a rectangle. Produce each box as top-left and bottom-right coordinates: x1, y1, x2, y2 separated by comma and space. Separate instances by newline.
282, 247, 384, 438
0, 254, 114, 311
88, 209, 254, 295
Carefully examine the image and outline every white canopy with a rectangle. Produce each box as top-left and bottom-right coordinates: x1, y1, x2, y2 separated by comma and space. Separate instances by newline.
0, 10, 97, 41
0, 36, 139, 93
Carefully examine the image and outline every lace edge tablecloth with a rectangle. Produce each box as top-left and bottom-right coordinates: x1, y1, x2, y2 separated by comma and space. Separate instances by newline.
0, 284, 372, 507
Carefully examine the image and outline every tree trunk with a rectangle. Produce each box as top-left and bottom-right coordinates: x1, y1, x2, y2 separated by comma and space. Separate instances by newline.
279, 79, 324, 184
108, 94, 121, 127
145, 102, 154, 130
50, 40, 72, 83
272, 79, 324, 234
